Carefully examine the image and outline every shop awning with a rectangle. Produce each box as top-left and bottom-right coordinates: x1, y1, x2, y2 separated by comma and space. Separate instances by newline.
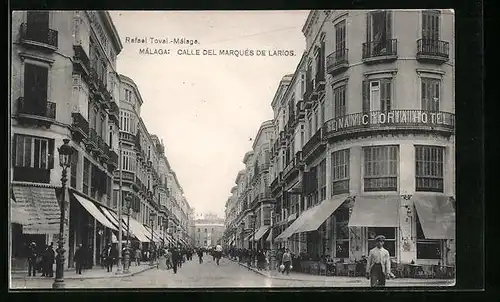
72, 193, 118, 231
11, 200, 30, 224
287, 213, 297, 222
295, 194, 349, 233
253, 226, 271, 241
275, 205, 320, 241
98, 206, 126, 233
125, 217, 152, 242
348, 196, 400, 227
244, 231, 255, 241
414, 195, 455, 239
143, 225, 162, 242
12, 185, 60, 234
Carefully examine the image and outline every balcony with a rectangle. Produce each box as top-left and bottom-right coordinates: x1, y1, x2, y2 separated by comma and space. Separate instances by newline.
19, 23, 58, 51
16, 97, 56, 127
302, 128, 326, 160
296, 101, 305, 119
323, 110, 455, 141
326, 48, 349, 75
259, 161, 270, 174
270, 172, 282, 194
279, 131, 287, 146
287, 114, 296, 132
282, 151, 303, 181
108, 150, 119, 170
362, 39, 398, 64
70, 112, 89, 142
313, 72, 325, 96
303, 80, 315, 108
88, 67, 99, 91
86, 128, 99, 151
73, 45, 90, 76
114, 170, 135, 183
416, 39, 450, 64
119, 131, 135, 144
273, 138, 281, 155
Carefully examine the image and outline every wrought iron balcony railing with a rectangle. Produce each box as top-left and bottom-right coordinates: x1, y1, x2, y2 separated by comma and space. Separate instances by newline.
17, 97, 56, 121
73, 45, 91, 74
71, 112, 89, 141
326, 48, 349, 75
416, 39, 450, 62
87, 128, 99, 149
119, 131, 135, 144
108, 150, 119, 168
19, 23, 58, 49
362, 39, 398, 61
302, 128, 323, 157
322, 109, 455, 140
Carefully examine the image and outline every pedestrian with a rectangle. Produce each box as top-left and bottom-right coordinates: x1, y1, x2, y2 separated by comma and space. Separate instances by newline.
165, 249, 172, 269
171, 248, 179, 274
103, 243, 115, 273
74, 244, 84, 275
366, 235, 391, 287
215, 243, 223, 265
197, 248, 204, 264
27, 242, 37, 277
46, 243, 55, 277
282, 248, 292, 275
135, 248, 142, 266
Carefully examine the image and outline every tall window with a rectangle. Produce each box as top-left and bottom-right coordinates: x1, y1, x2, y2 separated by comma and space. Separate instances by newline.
100, 113, 106, 139
300, 74, 305, 96
415, 145, 444, 192
120, 111, 132, 133
422, 10, 440, 41
24, 64, 48, 110
333, 85, 347, 118
83, 158, 90, 195
364, 79, 391, 113
367, 227, 396, 256
70, 150, 78, 189
14, 135, 52, 170
112, 190, 118, 209
319, 159, 326, 201
300, 130, 305, 148
108, 125, 113, 147
122, 150, 136, 172
421, 78, 440, 111
307, 117, 313, 140
335, 207, 349, 258
335, 20, 347, 58
313, 109, 318, 132
319, 101, 325, 127
331, 149, 350, 195
106, 176, 112, 206
363, 145, 398, 192
366, 10, 392, 55
416, 212, 442, 259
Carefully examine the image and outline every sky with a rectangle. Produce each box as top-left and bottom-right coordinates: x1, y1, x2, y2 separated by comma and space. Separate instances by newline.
109, 11, 309, 218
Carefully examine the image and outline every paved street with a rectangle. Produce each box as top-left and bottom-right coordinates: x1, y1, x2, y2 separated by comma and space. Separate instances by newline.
10, 257, 455, 289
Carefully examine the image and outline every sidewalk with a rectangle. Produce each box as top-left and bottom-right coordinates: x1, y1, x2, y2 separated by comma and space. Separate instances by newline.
11, 263, 155, 280
228, 258, 455, 285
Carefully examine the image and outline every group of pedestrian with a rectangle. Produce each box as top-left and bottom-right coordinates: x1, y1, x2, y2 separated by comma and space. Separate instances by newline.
26, 242, 56, 277
162, 245, 193, 274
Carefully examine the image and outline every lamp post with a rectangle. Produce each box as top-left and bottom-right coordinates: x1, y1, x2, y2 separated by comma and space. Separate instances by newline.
149, 211, 157, 265
52, 139, 74, 289
123, 193, 132, 273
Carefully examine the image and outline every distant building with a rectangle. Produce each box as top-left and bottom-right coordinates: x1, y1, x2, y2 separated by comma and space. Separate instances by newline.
194, 214, 225, 247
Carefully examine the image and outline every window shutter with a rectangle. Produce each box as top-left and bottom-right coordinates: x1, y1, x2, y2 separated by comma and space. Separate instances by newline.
48, 139, 55, 169
362, 80, 370, 114
12, 135, 17, 167
366, 12, 372, 42
385, 10, 392, 40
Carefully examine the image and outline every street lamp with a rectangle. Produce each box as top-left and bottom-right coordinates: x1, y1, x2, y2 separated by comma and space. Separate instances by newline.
149, 211, 157, 265
123, 193, 133, 273
52, 139, 74, 289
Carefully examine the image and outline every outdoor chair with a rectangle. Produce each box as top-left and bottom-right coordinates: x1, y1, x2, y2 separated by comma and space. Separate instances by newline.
346, 263, 356, 277
318, 262, 327, 275
335, 262, 346, 276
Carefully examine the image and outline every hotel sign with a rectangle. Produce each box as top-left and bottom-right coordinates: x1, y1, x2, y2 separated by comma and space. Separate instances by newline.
324, 110, 455, 136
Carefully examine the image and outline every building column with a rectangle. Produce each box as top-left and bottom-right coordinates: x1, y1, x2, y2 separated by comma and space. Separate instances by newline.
325, 147, 332, 199
92, 217, 97, 265
399, 142, 416, 263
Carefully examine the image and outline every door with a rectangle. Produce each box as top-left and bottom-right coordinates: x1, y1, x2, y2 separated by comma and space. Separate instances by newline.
370, 81, 380, 112
26, 11, 49, 39
335, 20, 346, 60
24, 64, 48, 114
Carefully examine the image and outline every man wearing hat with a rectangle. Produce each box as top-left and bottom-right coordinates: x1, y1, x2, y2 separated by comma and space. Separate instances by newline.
366, 235, 391, 287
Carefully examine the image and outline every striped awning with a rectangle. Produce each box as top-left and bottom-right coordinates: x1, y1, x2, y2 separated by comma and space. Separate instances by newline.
11, 200, 30, 224
12, 185, 61, 234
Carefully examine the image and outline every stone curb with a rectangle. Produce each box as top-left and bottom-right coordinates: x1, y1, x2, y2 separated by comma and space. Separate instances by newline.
228, 258, 363, 283
11, 265, 156, 281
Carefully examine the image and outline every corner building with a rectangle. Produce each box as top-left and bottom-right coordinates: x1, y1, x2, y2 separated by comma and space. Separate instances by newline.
271, 9, 455, 266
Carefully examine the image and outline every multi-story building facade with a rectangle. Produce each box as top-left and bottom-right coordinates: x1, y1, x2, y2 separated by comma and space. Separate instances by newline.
10, 11, 193, 270
194, 215, 225, 247
225, 9, 455, 267
10, 11, 122, 269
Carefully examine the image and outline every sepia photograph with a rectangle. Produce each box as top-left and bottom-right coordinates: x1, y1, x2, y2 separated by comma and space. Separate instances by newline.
9, 9, 456, 289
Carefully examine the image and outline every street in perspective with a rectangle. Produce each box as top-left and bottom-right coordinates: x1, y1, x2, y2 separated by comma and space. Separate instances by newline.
10, 9, 455, 289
